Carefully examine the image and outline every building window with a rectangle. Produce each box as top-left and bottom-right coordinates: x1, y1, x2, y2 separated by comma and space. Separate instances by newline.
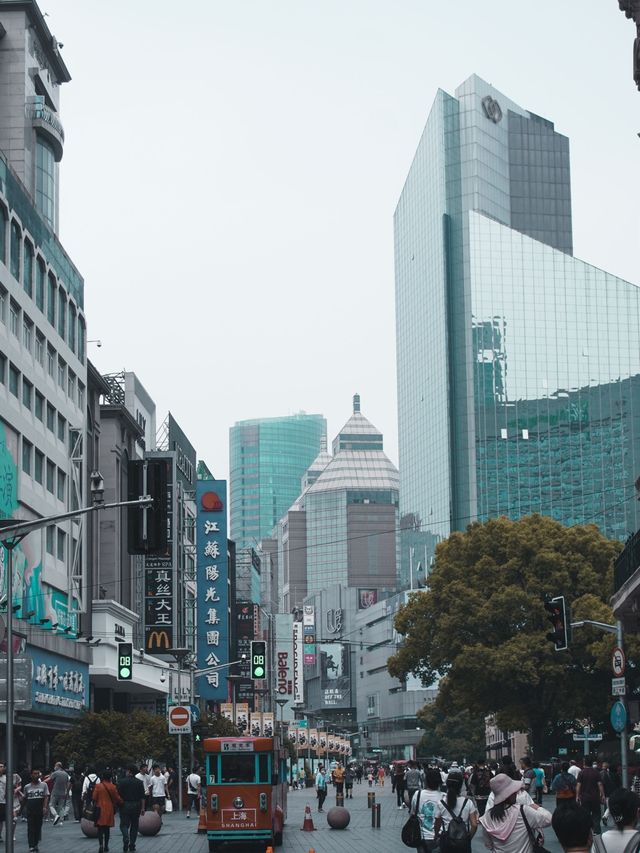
56, 528, 66, 561
45, 525, 55, 555
57, 413, 65, 442
36, 259, 45, 312
47, 344, 55, 378
23, 242, 33, 297
78, 316, 86, 364
68, 369, 76, 399
0, 352, 5, 384
0, 285, 6, 324
68, 303, 76, 353
0, 206, 6, 264
47, 274, 56, 327
10, 220, 21, 280
35, 137, 56, 228
78, 381, 85, 410
57, 469, 66, 501
35, 391, 44, 421
35, 331, 45, 365
57, 356, 65, 388
46, 459, 55, 493
34, 449, 44, 484
21, 439, 32, 475
57, 287, 66, 339
22, 315, 33, 352
9, 300, 19, 337
22, 378, 32, 410
46, 403, 55, 432
9, 364, 19, 397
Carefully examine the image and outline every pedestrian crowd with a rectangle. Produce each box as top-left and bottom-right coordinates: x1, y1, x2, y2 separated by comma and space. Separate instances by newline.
0, 760, 203, 853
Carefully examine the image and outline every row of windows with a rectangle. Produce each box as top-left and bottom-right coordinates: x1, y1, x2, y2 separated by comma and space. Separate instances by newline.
0, 352, 83, 443
45, 524, 69, 561
0, 301, 85, 409
0, 206, 85, 363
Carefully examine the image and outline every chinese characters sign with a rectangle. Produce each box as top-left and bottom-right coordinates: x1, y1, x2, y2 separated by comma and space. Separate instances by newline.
30, 648, 89, 717
196, 480, 229, 700
144, 457, 174, 654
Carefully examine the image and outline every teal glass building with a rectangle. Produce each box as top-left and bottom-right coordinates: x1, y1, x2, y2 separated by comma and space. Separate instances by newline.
229, 413, 326, 550
395, 75, 640, 547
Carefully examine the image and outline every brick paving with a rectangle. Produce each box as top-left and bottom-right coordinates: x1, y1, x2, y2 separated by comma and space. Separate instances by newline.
10, 784, 566, 853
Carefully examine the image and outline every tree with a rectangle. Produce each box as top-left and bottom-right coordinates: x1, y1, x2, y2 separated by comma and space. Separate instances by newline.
193, 713, 239, 763
53, 710, 177, 770
417, 705, 485, 763
388, 514, 629, 756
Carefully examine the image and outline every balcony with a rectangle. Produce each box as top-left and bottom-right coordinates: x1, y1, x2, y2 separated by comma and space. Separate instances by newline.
27, 97, 65, 160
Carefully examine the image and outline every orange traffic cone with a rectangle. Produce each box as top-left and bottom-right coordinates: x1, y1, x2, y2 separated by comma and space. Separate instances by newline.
197, 803, 206, 834
266, 848, 274, 853
301, 803, 315, 831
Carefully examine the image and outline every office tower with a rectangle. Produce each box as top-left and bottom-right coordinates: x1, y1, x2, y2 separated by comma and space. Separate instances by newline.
229, 412, 326, 550
395, 74, 640, 547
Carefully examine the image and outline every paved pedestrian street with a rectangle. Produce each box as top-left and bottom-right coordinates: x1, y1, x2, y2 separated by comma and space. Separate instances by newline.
10, 783, 571, 853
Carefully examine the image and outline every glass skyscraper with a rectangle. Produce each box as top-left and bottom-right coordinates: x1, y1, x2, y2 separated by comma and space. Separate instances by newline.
395, 74, 640, 547
229, 413, 326, 550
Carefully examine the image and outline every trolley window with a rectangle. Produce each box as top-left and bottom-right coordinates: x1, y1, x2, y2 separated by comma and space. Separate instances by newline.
206, 754, 218, 784
221, 754, 256, 784
257, 753, 270, 783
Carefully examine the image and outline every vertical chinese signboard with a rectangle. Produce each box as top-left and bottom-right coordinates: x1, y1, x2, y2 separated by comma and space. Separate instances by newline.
292, 620, 304, 705
144, 457, 174, 653
196, 480, 229, 701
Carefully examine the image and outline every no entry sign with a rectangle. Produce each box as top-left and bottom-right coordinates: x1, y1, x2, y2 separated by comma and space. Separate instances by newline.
168, 705, 192, 734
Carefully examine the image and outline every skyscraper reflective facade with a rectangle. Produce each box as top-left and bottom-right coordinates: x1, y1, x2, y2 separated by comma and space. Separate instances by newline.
229, 413, 326, 550
395, 74, 640, 546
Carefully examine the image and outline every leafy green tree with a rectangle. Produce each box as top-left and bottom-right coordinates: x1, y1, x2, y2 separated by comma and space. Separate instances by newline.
416, 705, 485, 763
53, 710, 177, 770
388, 515, 630, 756
193, 713, 239, 763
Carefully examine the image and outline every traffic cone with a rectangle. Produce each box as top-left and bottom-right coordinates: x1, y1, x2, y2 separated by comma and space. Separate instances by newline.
301, 803, 315, 831
266, 848, 274, 853
197, 803, 206, 834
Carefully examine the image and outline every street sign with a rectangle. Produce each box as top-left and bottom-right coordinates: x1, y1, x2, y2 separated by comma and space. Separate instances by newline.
189, 704, 201, 723
558, 748, 568, 755
612, 647, 626, 677
298, 719, 308, 728
612, 677, 627, 696
168, 704, 192, 734
611, 701, 627, 733
573, 733, 603, 741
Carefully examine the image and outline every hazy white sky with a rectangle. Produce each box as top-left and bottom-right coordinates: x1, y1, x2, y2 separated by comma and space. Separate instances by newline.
45, 0, 639, 479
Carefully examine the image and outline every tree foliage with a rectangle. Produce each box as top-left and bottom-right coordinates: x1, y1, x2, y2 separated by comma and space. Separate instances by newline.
53, 710, 178, 770
388, 515, 632, 755
417, 705, 486, 764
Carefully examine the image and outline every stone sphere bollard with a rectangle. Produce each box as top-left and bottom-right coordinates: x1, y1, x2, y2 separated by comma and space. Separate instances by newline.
326, 806, 350, 829
138, 810, 162, 836
80, 818, 98, 838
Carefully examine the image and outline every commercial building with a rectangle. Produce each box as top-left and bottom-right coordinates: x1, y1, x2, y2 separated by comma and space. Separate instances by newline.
0, 0, 91, 763
229, 413, 326, 551
395, 74, 640, 552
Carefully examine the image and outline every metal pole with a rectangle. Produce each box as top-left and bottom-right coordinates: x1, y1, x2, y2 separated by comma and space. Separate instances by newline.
5, 545, 14, 853
617, 620, 629, 788
583, 725, 589, 760
177, 733, 182, 813
189, 666, 195, 771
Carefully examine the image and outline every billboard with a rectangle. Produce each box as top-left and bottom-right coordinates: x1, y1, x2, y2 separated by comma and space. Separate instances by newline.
195, 479, 229, 700
292, 621, 304, 705
143, 455, 174, 654
358, 589, 378, 609
320, 643, 350, 708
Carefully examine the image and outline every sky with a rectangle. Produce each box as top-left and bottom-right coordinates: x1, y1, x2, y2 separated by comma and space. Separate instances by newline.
43, 0, 640, 481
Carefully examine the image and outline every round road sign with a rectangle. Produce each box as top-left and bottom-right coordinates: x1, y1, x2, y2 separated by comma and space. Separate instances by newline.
169, 706, 190, 727
612, 647, 626, 677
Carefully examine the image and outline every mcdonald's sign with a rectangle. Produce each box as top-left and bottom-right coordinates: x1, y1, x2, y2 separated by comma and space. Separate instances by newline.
146, 629, 171, 650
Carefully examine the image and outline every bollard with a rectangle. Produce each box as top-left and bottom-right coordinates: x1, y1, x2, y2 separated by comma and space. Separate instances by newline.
375, 802, 381, 828
371, 798, 376, 828
336, 792, 344, 807
367, 791, 375, 809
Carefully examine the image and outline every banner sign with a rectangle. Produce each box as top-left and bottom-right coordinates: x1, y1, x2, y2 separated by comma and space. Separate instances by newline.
235, 702, 249, 735
144, 457, 174, 653
262, 711, 274, 737
293, 621, 304, 704
250, 711, 262, 737
196, 479, 229, 700
30, 648, 89, 717
358, 588, 378, 609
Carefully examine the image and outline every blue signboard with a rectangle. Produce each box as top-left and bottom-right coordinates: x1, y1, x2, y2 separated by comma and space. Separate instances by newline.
611, 700, 627, 733
29, 647, 89, 717
196, 480, 229, 701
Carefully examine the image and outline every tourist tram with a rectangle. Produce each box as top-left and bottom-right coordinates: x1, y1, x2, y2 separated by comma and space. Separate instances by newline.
203, 736, 287, 852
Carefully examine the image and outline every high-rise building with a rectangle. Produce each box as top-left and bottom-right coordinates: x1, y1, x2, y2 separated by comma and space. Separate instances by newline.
395, 74, 640, 548
229, 412, 326, 550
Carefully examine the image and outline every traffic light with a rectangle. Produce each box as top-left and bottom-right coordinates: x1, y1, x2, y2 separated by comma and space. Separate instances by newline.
251, 641, 267, 680
127, 459, 168, 555
544, 595, 570, 651
117, 642, 133, 680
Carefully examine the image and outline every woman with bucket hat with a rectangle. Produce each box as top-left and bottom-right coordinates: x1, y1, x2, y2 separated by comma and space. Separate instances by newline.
480, 774, 552, 853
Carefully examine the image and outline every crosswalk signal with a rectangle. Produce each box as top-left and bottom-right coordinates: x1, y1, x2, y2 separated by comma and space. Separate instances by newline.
117, 642, 133, 680
127, 459, 169, 555
251, 641, 267, 680
544, 595, 570, 651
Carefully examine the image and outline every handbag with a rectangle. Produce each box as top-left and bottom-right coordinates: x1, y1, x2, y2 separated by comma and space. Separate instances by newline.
402, 790, 423, 848
165, 798, 173, 813
520, 805, 551, 853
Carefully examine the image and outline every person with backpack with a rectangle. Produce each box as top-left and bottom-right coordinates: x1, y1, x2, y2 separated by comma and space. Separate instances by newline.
550, 762, 577, 807
411, 767, 444, 853
480, 773, 552, 853
593, 788, 640, 853
82, 768, 100, 816
469, 758, 493, 816
434, 771, 478, 853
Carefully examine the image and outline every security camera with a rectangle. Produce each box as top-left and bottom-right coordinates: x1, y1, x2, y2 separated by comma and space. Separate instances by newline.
139, 649, 145, 658
241, 653, 247, 661
160, 672, 166, 684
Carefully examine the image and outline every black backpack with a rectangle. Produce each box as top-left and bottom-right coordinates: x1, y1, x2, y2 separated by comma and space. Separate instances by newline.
440, 798, 471, 853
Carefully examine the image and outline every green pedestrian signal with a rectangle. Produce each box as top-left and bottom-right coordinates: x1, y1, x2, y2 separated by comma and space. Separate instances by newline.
117, 642, 133, 680
251, 641, 267, 680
